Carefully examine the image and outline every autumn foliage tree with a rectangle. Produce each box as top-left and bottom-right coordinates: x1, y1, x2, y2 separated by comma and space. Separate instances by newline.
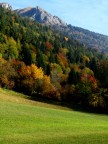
17, 64, 44, 94
45, 41, 53, 51
96, 60, 108, 88
57, 53, 69, 69
0, 58, 16, 89
42, 75, 56, 99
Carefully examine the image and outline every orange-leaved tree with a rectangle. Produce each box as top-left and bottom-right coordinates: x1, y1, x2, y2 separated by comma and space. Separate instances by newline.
18, 64, 44, 94
42, 75, 56, 99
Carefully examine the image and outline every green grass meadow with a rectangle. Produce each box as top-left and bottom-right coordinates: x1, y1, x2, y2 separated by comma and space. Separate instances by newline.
0, 88, 108, 144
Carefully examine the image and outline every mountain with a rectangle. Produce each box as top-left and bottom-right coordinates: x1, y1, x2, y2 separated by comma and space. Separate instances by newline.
15, 6, 67, 27
16, 6, 108, 53
0, 2, 12, 10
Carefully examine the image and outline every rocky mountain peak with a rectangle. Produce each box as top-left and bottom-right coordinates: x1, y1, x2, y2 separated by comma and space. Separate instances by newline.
15, 6, 67, 27
0, 2, 12, 10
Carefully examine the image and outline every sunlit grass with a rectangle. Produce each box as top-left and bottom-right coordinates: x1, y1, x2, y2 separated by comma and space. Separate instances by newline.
0, 88, 108, 144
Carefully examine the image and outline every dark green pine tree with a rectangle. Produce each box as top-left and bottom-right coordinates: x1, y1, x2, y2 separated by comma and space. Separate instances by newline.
68, 68, 79, 85
36, 50, 47, 73
21, 43, 32, 65
90, 57, 97, 72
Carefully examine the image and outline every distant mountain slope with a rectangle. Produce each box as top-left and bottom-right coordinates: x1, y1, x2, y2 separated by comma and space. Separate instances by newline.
16, 6, 108, 52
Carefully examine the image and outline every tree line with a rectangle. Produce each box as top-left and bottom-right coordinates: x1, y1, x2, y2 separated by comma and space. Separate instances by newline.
0, 7, 108, 113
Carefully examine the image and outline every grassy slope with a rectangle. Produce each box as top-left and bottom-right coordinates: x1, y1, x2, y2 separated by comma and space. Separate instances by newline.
0, 88, 108, 144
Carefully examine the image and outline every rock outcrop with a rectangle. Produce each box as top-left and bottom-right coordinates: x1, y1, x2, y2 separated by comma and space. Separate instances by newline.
0, 3, 12, 10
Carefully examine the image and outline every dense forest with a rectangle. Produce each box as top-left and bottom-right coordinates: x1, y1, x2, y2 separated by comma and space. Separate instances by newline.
0, 7, 108, 113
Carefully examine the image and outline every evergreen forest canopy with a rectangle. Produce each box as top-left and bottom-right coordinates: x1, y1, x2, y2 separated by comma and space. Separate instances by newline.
0, 7, 108, 113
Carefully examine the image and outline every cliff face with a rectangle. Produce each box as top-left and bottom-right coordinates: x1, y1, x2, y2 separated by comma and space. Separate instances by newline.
15, 6, 67, 27
0, 3, 12, 10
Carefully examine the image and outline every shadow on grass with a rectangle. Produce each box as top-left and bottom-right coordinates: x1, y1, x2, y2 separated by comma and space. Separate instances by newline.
29, 95, 102, 114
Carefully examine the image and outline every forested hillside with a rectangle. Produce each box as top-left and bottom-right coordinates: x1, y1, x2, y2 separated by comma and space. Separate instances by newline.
0, 7, 108, 112
16, 6, 108, 52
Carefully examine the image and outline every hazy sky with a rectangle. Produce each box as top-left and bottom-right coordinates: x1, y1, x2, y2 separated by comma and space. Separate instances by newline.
1, 0, 108, 35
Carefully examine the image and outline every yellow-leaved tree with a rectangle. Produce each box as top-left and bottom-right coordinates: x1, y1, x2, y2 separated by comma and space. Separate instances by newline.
19, 64, 44, 94
42, 75, 56, 99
